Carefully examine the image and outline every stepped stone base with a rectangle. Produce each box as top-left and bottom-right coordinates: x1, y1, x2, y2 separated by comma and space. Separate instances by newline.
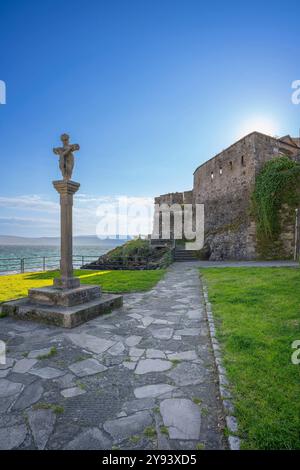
29, 285, 102, 307
2, 286, 123, 328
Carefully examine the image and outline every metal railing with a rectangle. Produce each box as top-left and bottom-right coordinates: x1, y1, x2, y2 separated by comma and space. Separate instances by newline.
0, 255, 98, 275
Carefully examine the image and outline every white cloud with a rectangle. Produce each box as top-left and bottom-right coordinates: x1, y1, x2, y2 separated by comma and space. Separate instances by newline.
0, 193, 154, 237
0, 195, 59, 212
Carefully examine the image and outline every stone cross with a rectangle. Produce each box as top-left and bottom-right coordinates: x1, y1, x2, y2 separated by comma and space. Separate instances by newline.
53, 134, 80, 290
53, 133, 80, 181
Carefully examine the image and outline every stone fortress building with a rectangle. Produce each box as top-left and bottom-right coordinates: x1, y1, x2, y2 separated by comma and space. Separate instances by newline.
154, 132, 300, 260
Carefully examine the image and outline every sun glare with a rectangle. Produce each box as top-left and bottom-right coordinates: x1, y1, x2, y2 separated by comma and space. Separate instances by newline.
237, 117, 278, 140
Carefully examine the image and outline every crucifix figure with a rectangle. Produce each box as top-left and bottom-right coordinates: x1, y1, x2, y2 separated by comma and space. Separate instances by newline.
53, 133, 80, 181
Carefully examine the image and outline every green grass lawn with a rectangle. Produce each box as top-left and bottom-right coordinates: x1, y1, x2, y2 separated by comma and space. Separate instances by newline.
0, 268, 166, 303
200, 267, 300, 450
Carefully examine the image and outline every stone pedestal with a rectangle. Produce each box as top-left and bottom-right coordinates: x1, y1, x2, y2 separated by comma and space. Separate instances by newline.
52, 180, 80, 289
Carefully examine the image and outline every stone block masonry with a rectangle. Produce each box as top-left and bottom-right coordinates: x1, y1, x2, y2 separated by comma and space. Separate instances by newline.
154, 132, 300, 260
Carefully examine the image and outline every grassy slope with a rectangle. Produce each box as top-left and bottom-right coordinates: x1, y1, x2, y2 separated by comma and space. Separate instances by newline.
200, 267, 300, 450
0, 268, 166, 302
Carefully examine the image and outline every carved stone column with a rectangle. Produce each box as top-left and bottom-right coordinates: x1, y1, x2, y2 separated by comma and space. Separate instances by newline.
53, 180, 80, 289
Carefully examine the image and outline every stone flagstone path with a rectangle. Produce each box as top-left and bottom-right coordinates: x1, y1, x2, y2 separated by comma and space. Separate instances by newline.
0, 263, 226, 450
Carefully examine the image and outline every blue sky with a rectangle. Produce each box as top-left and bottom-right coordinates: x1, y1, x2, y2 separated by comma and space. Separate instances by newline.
0, 0, 299, 236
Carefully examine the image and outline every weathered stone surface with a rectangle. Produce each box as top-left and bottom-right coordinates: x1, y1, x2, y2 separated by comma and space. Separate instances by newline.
13, 358, 37, 374
67, 333, 115, 354
65, 428, 111, 450
228, 435, 241, 450
129, 347, 145, 358
61, 386, 86, 398
0, 358, 15, 370
0, 394, 17, 413
226, 415, 238, 434
12, 382, 44, 411
0, 369, 10, 378
28, 348, 52, 359
187, 310, 200, 320
125, 336, 142, 347
146, 349, 166, 359
29, 284, 101, 307
150, 328, 173, 340
123, 398, 155, 413
30, 367, 65, 379
160, 399, 201, 440
104, 411, 152, 441
134, 384, 176, 399
0, 379, 23, 397
69, 358, 107, 377
123, 361, 136, 370
108, 342, 125, 356
176, 328, 200, 336
0, 424, 27, 449
167, 350, 198, 361
135, 359, 172, 375
28, 409, 56, 449
167, 363, 205, 385
141, 317, 154, 327
2, 294, 123, 329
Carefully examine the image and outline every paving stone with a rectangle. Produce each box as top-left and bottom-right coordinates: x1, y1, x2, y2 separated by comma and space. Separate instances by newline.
134, 384, 176, 399
69, 358, 107, 377
141, 317, 154, 327
0, 358, 15, 370
123, 361, 136, 370
153, 319, 174, 325
64, 427, 112, 450
0, 379, 23, 397
128, 313, 142, 320
28, 409, 56, 450
30, 367, 65, 379
123, 398, 156, 413
129, 347, 145, 358
12, 382, 44, 411
150, 328, 174, 340
146, 349, 166, 359
54, 372, 76, 388
108, 342, 125, 356
0, 394, 18, 413
67, 333, 115, 354
125, 336, 142, 347
167, 363, 205, 386
28, 348, 52, 359
160, 399, 201, 440
61, 386, 86, 398
0, 424, 28, 450
167, 350, 198, 361
135, 359, 172, 375
0, 369, 10, 378
13, 358, 38, 374
103, 411, 152, 442
176, 328, 200, 336
187, 310, 200, 320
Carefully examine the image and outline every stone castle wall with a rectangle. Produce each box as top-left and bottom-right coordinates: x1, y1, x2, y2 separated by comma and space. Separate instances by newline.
154, 132, 300, 260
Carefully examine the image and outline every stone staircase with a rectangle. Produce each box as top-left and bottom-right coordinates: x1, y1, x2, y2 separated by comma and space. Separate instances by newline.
174, 248, 199, 261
